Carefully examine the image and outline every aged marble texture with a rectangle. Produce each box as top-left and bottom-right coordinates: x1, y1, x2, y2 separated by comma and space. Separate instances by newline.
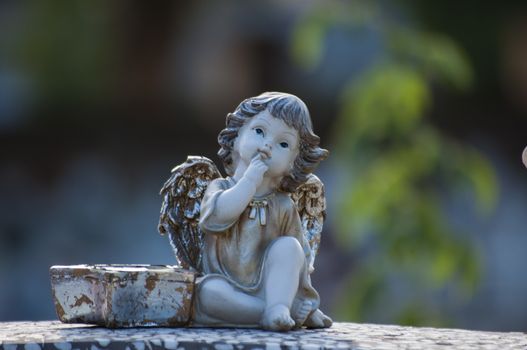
1, 321, 526, 350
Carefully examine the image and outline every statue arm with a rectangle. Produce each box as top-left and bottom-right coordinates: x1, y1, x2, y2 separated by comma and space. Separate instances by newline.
201, 154, 268, 231
215, 176, 258, 223
199, 177, 257, 233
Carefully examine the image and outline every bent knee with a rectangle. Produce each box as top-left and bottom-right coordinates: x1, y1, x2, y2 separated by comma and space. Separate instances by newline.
274, 236, 303, 251
268, 236, 304, 264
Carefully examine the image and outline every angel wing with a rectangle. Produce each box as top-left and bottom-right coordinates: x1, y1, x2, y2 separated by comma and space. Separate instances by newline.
158, 156, 221, 272
291, 174, 326, 273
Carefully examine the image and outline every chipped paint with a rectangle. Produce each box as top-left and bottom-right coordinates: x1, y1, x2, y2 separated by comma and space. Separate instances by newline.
72, 294, 94, 308
145, 275, 158, 292
54, 300, 66, 320
50, 265, 196, 328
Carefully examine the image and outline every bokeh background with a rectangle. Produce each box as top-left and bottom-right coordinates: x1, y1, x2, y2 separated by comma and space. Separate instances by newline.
1, 0, 526, 331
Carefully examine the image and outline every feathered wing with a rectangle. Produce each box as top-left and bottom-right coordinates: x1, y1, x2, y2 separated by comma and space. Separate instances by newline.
158, 156, 221, 272
291, 174, 326, 273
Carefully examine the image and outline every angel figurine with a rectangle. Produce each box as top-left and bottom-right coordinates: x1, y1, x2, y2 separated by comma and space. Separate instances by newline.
158, 92, 332, 331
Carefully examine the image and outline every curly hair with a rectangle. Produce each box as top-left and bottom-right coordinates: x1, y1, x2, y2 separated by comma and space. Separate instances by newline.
218, 92, 329, 193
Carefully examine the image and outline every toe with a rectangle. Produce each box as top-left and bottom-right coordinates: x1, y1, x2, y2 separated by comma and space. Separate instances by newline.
322, 314, 333, 328
305, 309, 332, 329
262, 304, 295, 331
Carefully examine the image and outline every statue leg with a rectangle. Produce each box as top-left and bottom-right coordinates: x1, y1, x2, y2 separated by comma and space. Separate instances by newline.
261, 236, 304, 331
196, 277, 265, 325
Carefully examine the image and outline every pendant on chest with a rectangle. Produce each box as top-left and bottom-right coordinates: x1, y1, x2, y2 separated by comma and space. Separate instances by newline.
248, 199, 268, 226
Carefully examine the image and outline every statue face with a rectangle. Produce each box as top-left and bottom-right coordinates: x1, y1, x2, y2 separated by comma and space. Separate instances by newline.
234, 109, 300, 180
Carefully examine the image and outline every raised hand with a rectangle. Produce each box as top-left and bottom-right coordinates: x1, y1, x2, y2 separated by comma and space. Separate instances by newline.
244, 153, 269, 187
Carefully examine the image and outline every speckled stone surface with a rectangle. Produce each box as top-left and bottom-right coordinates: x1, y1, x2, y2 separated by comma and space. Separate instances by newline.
0, 321, 526, 350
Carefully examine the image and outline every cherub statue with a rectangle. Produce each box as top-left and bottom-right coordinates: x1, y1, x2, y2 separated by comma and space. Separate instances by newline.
158, 92, 332, 331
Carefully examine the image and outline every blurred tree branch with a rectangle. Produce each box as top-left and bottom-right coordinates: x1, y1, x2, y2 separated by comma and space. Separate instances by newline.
290, 0, 497, 326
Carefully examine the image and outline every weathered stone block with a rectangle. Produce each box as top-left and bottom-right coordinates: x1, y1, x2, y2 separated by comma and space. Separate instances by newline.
50, 265, 196, 328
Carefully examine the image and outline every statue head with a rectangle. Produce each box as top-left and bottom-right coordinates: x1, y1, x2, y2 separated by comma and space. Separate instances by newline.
218, 92, 328, 192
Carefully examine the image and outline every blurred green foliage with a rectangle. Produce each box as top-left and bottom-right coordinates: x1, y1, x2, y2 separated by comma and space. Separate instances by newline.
9, 1, 114, 104
291, 0, 497, 326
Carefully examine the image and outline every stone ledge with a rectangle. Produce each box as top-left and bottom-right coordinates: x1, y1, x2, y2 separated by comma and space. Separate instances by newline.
0, 321, 526, 350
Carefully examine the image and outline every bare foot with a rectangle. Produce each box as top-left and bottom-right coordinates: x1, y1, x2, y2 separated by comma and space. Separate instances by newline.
304, 309, 332, 329
291, 299, 313, 327
261, 304, 295, 331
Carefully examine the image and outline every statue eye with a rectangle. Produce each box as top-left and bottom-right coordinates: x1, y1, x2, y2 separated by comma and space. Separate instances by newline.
254, 128, 264, 136
280, 142, 289, 148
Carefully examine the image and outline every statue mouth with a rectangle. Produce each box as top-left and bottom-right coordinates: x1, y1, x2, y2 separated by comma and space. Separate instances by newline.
257, 149, 271, 160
